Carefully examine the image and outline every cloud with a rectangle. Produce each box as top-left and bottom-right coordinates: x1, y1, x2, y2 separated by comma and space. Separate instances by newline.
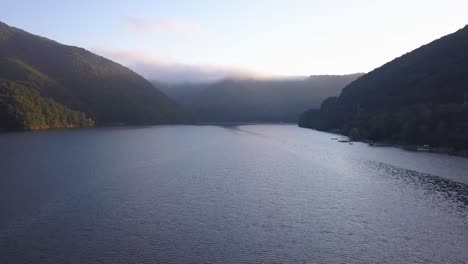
94, 49, 268, 83
122, 15, 203, 37
94, 49, 172, 65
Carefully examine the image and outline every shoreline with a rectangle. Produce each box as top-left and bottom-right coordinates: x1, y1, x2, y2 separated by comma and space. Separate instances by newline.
331, 136, 468, 158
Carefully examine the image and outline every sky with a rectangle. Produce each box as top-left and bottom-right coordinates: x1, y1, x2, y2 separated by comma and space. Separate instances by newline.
2, 0, 468, 82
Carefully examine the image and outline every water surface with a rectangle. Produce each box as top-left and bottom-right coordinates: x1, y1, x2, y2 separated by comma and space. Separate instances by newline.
0, 125, 467, 263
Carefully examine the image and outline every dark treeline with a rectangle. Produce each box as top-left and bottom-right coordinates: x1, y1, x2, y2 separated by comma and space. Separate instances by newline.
299, 25, 468, 150
300, 102, 468, 149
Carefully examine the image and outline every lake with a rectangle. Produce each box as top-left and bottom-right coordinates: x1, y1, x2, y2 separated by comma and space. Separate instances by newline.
0, 125, 467, 264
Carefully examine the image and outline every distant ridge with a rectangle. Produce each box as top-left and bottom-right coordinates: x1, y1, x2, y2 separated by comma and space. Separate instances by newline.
155, 74, 363, 123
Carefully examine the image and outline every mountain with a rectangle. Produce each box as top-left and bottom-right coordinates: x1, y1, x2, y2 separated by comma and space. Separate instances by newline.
0, 21, 190, 130
155, 74, 363, 123
299, 25, 468, 149
338, 25, 468, 112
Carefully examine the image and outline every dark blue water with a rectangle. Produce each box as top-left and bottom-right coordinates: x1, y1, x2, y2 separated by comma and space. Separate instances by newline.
0, 125, 467, 264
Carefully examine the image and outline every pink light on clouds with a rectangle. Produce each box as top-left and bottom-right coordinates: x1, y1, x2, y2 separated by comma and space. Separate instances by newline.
93, 48, 271, 83
122, 15, 203, 37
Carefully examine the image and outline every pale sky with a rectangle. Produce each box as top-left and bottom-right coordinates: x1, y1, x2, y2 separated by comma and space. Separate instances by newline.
2, 0, 468, 82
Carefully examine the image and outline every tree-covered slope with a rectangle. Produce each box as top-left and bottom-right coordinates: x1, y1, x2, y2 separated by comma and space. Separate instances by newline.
0, 80, 93, 130
338, 25, 468, 112
299, 25, 468, 149
0, 21, 190, 130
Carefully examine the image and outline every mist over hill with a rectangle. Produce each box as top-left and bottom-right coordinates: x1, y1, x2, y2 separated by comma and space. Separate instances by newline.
153, 74, 363, 123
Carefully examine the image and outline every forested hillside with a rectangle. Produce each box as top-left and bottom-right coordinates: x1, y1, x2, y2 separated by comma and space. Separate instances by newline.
299, 25, 468, 149
0, 21, 190, 130
0, 80, 93, 130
